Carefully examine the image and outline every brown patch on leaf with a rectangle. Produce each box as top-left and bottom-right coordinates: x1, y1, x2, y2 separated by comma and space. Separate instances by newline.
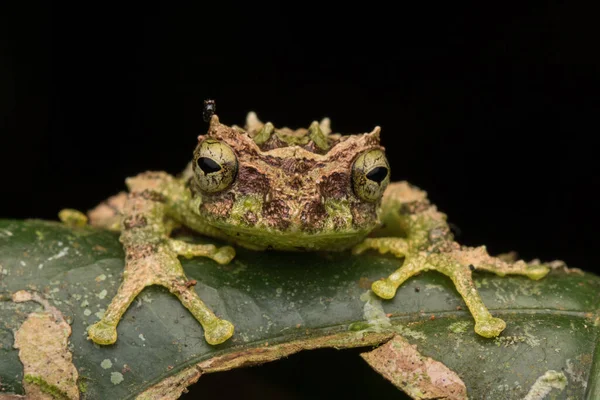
361, 335, 467, 400
12, 290, 80, 400
135, 331, 393, 399
135, 366, 201, 400
198, 331, 394, 373
358, 277, 373, 289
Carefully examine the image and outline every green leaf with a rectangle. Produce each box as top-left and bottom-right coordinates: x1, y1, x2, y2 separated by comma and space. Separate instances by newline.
0, 219, 599, 399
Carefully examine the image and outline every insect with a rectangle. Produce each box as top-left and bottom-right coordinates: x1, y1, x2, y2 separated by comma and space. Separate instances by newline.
203, 99, 216, 122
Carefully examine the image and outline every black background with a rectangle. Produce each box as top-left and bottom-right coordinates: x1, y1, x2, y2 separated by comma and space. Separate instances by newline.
1, 3, 599, 399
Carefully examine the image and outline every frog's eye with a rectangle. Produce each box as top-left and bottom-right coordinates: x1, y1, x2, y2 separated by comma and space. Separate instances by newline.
194, 139, 238, 193
351, 149, 390, 202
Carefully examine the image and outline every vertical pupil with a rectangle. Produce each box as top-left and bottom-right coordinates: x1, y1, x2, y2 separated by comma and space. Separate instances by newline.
366, 166, 388, 184
198, 157, 222, 174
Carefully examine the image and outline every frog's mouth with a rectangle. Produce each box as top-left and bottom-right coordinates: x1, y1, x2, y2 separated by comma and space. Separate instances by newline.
208, 222, 373, 252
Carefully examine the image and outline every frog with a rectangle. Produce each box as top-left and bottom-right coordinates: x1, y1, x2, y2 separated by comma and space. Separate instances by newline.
60, 106, 550, 346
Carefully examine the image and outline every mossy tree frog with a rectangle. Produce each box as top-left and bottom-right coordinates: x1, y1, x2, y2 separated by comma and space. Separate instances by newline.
61, 108, 549, 346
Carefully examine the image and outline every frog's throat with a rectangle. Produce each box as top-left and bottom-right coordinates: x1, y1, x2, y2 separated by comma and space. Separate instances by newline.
206, 222, 373, 252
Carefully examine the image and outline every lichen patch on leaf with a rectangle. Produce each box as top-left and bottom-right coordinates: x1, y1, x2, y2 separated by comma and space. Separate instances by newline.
523, 370, 567, 400
360, 335, 467, 400
110, 372, 124, 385
12, 290, 79, 400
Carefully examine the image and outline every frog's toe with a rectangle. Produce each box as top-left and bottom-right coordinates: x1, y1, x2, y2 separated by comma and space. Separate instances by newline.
213, 246, 236, 265
58, 208, 88, 227
474, 317, 506, 338
88, 321, 118, 345
204, 319, 234, 345
351, 242, 368, 255
526, 265, 550, 280
372, 279, 397, 300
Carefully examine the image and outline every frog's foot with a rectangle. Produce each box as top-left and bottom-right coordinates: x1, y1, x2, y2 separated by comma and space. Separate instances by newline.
203, 319, 235, 345
88, 247, 236, 346
87, 274, 151, 345
88, 320, 118, 345
86, 191, 128, 231
355, 238, 549, 338
168, 239, 236, 265
353, 238, 418, 299
58, 208, 88, 227
352, 237, 410, 258
475, 316, 506, 338
168, 276, 234, 345
452, 245, 550, 281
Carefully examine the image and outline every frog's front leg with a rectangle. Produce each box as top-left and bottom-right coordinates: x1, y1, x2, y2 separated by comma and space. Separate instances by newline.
87, 172, 235, 346
353, 182, 550, 338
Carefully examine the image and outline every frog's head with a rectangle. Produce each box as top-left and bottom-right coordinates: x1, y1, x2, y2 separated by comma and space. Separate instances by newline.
189, 112, 390, 251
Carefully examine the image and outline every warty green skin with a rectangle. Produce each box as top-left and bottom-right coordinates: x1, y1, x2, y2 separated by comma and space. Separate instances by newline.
76, 112, 551, 346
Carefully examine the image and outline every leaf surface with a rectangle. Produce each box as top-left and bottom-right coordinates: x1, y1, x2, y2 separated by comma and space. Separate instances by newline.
0, 219, 598, 399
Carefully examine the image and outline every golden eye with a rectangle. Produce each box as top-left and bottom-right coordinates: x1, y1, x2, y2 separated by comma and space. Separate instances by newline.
352, 149, 390, 202
194, 139, 238, 193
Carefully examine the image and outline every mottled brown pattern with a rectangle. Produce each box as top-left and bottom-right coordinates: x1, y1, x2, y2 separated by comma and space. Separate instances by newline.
428, 225, 453, 244
190, 115, 386, 234
243, 211, 258, 226
328, 142, 358, 162
351, 202, 377, 228
319, 172, 350, 199
139, 172, 165, 180
87, 191, 128, 230
122, 214, 148, 230
333, 216, 347, 230
300, 201, 328, 232
280, 157, 315, 175
261, 155, 283, 168
399, 200, 432, 215
303, 141, 325, 154
125, 243, 158, 262
263, 200, 291, 230
289, 174, 303, 190
201, 192, 235, 219
361, 335, 468, 400
260, 133, 288, 151
235, 166, 270, 196
131, 189, 167, 203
